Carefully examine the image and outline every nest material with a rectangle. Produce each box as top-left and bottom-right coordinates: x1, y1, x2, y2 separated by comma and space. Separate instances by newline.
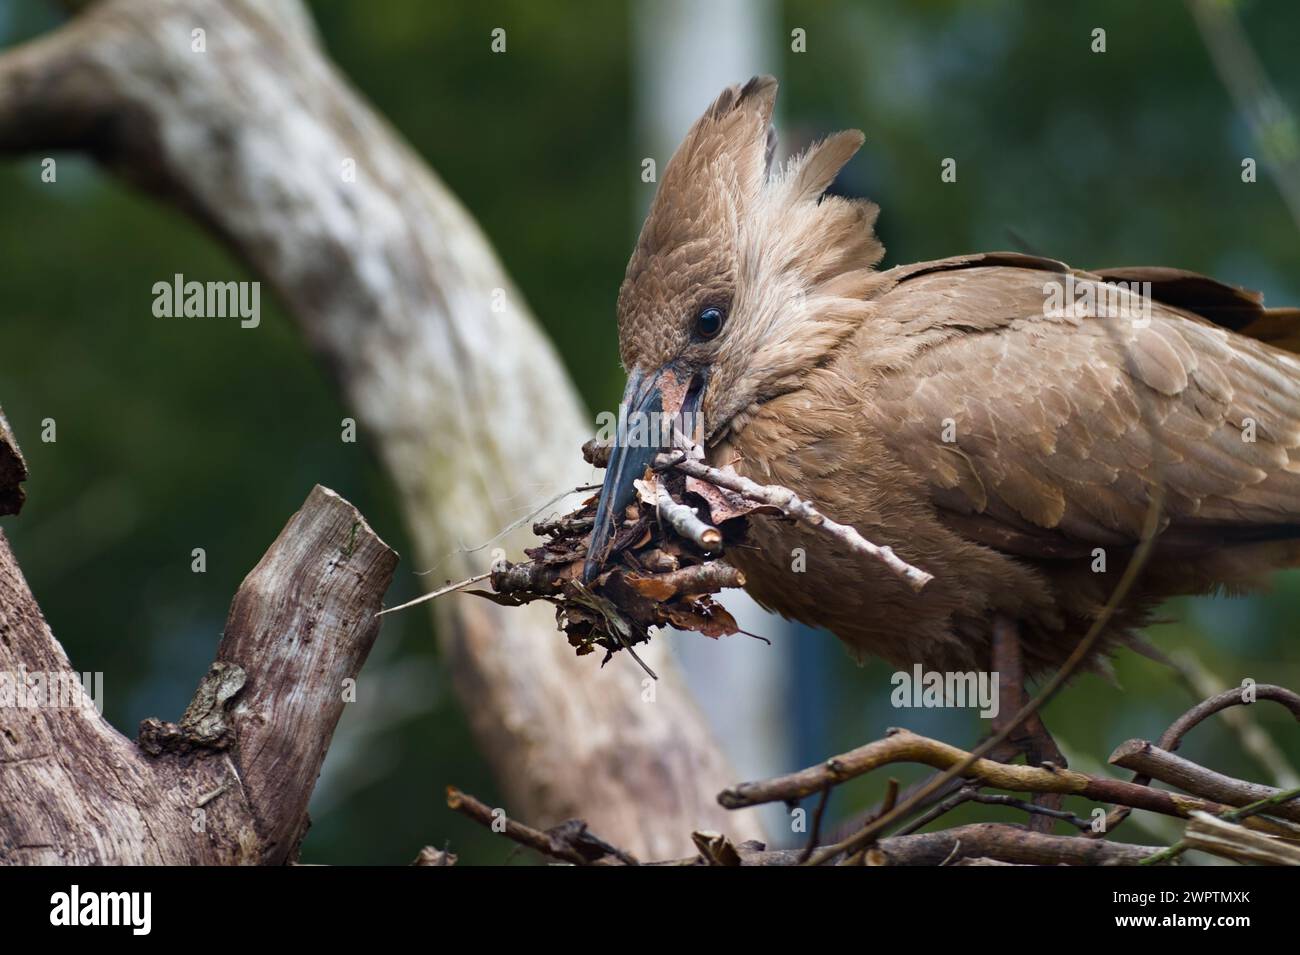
473, 441, 774, 669
454, 440, 931, 674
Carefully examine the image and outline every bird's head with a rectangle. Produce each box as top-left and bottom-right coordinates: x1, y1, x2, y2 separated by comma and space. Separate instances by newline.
585, 76, 884, 579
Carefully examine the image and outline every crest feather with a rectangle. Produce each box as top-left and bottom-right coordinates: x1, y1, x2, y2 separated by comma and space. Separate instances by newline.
782, 130, 865, 205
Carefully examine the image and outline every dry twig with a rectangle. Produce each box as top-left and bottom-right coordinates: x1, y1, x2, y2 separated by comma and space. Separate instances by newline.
445, 787, 638, 866
1100, 683, 1300, 835
1110, 739, 1300, 824
441, 683, 1300, 866
719, 727, 1300, 841
445, 786, 1167, 867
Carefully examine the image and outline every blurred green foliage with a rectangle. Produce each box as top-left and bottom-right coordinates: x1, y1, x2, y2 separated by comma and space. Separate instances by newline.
0, 0, 1295, 863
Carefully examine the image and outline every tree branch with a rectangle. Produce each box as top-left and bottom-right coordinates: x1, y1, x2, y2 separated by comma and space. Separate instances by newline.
0, 483, 395, 863
1110, 738, 1300, 824
1101, 682, 1300, 835
718, 727, 1300, 839
445, 786, 1167, 866
1182, 810, 1300, 866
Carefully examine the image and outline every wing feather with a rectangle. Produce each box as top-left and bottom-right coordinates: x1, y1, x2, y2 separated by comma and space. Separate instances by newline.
863, 264, 1300, 554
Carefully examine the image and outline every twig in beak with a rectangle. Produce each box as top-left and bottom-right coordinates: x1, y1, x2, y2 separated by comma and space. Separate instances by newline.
662, 452, 934, 592
583, 438, 933, 591
652, 480, 722, 553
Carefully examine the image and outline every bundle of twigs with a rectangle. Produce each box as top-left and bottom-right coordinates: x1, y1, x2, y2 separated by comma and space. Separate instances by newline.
477, 442, 756, 674
381, 439, 931, 677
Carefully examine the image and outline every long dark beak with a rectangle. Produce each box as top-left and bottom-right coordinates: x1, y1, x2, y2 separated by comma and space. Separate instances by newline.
583, 364, 704, 581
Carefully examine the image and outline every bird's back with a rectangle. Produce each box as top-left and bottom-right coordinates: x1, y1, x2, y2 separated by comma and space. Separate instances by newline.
723, 253, 1300, 673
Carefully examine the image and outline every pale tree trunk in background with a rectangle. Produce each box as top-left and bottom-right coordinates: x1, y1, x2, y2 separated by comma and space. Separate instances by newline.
0, 0, 762, 858
633, 0, 794, 837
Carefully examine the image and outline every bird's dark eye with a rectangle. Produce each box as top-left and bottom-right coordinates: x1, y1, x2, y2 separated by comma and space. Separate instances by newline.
694, 306, 725, 340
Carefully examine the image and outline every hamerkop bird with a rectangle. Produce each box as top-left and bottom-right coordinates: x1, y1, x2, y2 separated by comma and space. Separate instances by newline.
586, 77, 1300, 734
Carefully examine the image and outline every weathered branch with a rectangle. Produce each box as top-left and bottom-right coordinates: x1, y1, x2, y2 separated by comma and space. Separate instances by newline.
857, 823, 1163, 866
652, 480, 721, 553
1102, 682, 1300, 835
718, 727, 1300, 839
1157, 684, 1300, 751
1141, 785, 1300, 865
445, 786, 1167, 866
1172, 656, 1300, 788
445, 787, 638, 866
0, 0, 762, 856
894, 785, 1093, 837
439, 683, 1300, 865
628, 561, 745, 599
1182, 810, 1300, 866
1110, 738, 1300, 823
0, 483, 395, 863
668, 454, 934, 591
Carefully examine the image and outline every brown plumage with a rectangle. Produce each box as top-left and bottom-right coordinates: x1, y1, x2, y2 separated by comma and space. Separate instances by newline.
593, 76, 1300, 678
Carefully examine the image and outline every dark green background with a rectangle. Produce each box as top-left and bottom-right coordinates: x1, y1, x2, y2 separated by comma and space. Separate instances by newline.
1, 0, 1296, 863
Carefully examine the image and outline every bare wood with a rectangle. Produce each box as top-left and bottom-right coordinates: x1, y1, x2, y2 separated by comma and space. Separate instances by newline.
0, 0, 761, 856
1141, 783, 1300, 864
445, 786, 638, 866
667, 455, 934, 590
446, 788, 1168, 866
446, 787, 589, 865
896, 785, 1093, 837
210, 485, 396, 857
653, 481, 722, 552
1156, 684, 1300, 751
677, 828, 1164, 865
1172, 655, 1300, 788
0, 485, 395, 863
632, 561, 745, 598
1102, 682, 1300, 835
1182, 811, 1300, 866
1110, 739, 1300, 823
861, 823, 1164, 867
720, 728, 1091, 807
718, 728, 1300, 838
